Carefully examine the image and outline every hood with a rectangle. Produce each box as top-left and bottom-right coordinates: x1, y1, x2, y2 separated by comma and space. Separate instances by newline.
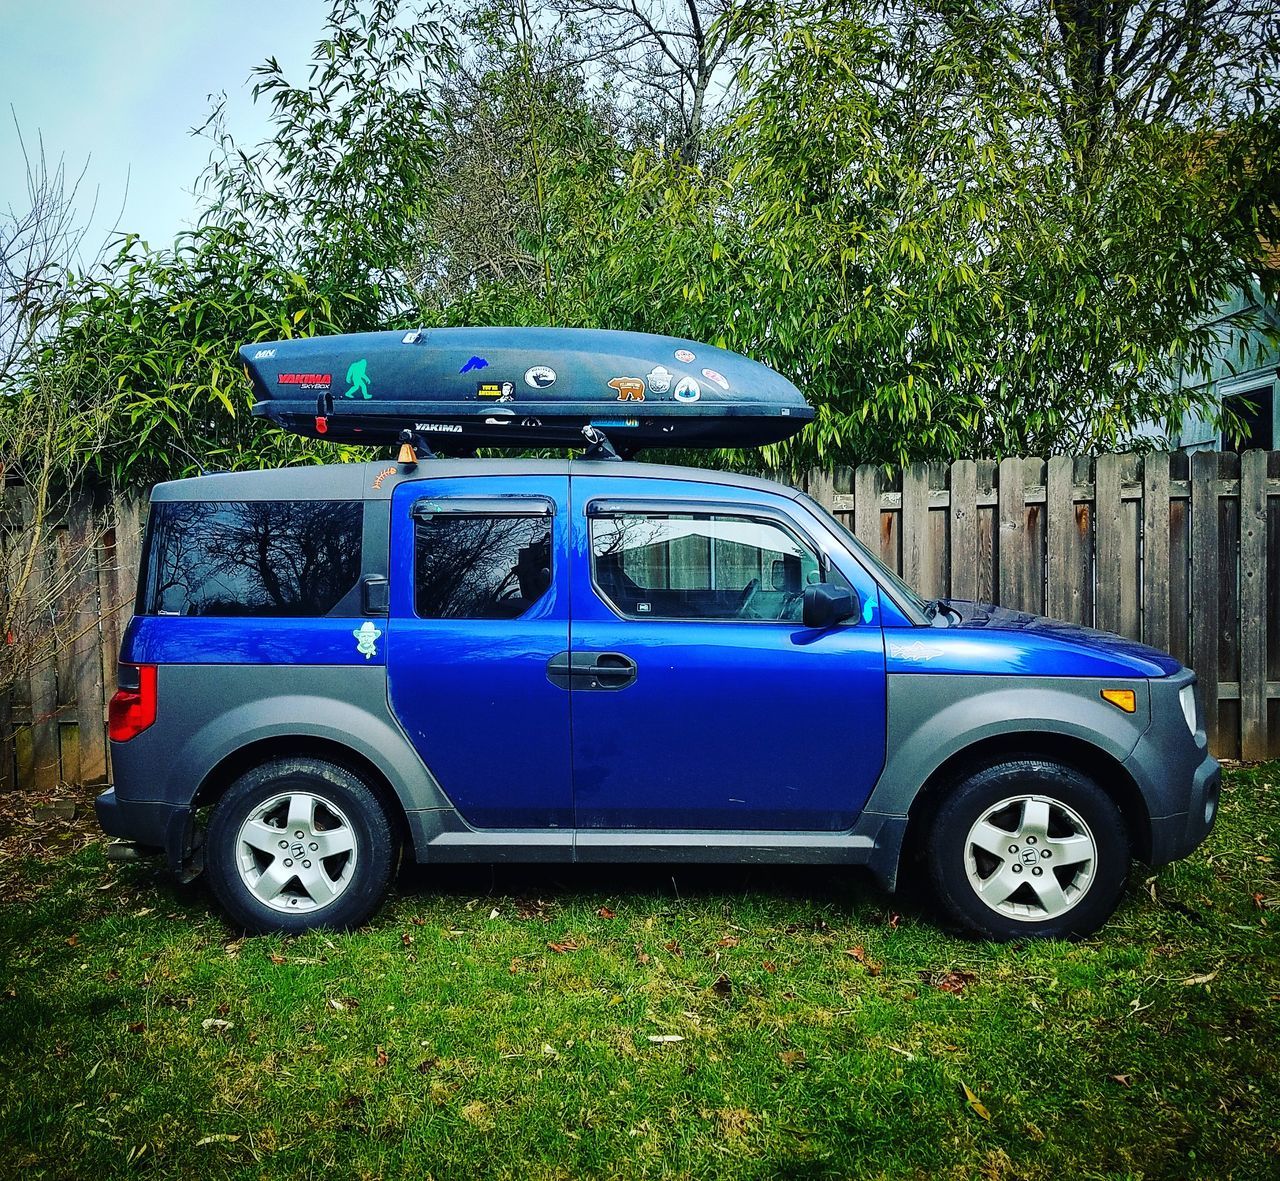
941, 600, 1182, 677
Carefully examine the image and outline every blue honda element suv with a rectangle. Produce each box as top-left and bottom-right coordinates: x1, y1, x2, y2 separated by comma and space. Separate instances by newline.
95, 329, 1220, 940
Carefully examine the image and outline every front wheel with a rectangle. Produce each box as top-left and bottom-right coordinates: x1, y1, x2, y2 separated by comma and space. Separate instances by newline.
206, 757, 396, 934
926, 759, 1129, 940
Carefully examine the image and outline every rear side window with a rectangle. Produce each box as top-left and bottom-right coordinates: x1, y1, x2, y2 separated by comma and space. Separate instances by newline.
414, 512, 552, 620
143, 501, 363, 617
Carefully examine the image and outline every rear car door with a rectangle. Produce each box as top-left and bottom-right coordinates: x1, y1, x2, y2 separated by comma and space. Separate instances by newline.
567, 474, 887, 831
386, 474, 572, 828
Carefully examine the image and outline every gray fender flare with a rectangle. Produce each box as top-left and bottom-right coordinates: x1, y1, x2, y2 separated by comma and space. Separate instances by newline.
863, 675, 1151, 818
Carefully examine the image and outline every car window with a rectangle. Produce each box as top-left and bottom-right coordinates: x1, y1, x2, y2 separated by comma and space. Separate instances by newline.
590, 511, 844, 621
414, 513, 552, 619
143, 500, 363, 617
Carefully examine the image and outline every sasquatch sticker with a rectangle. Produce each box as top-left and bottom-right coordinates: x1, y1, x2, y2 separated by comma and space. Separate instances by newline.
353, 620, 383, 660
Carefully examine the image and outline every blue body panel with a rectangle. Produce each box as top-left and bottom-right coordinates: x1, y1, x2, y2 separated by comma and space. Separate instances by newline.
385, 475, 573, 829
123, 615, 380, 667
884, 602, 1181, 679
566, 474, 888, 830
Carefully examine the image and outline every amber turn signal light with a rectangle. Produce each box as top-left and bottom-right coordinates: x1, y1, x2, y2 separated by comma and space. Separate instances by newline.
1100, 688, 1136, 713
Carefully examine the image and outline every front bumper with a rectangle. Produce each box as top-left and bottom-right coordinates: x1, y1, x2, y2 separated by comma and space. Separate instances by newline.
1122, 671, 1221, 866
95, 788, 195, 873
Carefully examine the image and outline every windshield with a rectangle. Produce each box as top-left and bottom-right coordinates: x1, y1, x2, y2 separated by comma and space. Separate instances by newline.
797, 493, 930, 625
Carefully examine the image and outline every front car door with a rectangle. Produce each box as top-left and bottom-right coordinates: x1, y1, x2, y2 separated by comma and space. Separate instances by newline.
386, 473, 572, 829
568, 474, 887, 831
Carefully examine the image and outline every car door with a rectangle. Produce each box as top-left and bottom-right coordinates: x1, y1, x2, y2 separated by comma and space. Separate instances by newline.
386, 473, 572, 828
567, 474, 887, 831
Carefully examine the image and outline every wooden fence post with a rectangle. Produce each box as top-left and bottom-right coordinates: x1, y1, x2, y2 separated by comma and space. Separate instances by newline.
949, 460, 977, 602
997, 457, 1026, 610
1142, 453, 1172, 655
1239, 450, 1268, 760
1190, 450, 1221, 750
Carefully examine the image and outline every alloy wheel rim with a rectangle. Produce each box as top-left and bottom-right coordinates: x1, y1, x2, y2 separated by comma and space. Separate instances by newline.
234, 791, 358, 913
962, 794, 1097, 922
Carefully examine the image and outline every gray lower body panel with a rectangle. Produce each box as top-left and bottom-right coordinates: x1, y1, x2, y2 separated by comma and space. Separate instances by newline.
405, 808, 907, 887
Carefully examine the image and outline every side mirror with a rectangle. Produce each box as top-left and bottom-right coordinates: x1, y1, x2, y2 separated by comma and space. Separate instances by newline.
802, 582, 857, 629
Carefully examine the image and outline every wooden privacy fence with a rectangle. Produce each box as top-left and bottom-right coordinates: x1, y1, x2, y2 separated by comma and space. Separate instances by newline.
0, 449, 1277, 792
802, 450, 1280, 760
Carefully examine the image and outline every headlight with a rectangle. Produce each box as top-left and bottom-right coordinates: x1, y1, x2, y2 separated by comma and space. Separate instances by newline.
1179, 684, 1198, 735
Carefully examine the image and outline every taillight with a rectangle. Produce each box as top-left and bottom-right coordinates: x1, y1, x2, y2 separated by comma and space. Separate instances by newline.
108, 665, 157, 742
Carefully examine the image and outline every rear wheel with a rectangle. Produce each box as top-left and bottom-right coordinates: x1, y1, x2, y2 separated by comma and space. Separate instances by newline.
926, 759, 1129, 940
206, 757, 395, 934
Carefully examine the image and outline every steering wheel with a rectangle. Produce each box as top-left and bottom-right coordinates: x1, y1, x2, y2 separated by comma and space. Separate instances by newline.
734, 577, 761, 617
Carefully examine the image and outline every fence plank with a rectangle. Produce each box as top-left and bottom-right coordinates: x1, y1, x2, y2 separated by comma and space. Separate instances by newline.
1095, 453, 1123, 634
1118, 454, 1141, 639
901, 462, 929, 596
997, 458, 1026, 610
1046, 456, 1073, 622
20, 501, 60, 791
1239, 451, 1267, 760
1142, 453, 1171, 654
68, 502, 107, 783
949, 460, 977, 601
853, 465, 880, 551
1190, 450, 1221, 750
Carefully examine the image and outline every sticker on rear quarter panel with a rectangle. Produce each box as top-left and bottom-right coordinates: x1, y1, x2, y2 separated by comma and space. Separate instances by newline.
353, 621, 383, 659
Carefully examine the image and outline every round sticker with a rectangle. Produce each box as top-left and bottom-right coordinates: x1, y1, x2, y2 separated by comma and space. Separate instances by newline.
673, 376, 701, 403
674, 348, 696, 364
524, 365, 556, 388
701, 367, 729, 390
646, 365, 673, 394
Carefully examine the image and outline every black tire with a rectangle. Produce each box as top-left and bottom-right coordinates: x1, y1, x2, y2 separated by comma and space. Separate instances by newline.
926, 759, 1129, 940
205, 757, 396, 934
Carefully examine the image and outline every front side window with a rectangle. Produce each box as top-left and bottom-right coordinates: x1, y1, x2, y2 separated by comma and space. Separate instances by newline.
591, 511, 836, 621
414, 513, 552, 619
144, 500, 363, 617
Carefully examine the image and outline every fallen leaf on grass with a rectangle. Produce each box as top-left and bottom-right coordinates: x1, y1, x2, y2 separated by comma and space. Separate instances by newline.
375, 1047, 388, 1068
926, 969, 977, 995
664, 939, 684, 957
779, 1050, 807, 1069
548, 939, 580, 954
844, 946, 883, 976
1181, 970, 1218, 986
596, 906, 616, 919
635, 945, 651, 965
65, 935, 78, 947
328, 997, 360, 1012
1110, 1074, 1132, 1086
401, 932, 413, 947
763, 961, 777, 974
268, 954, 286, 965
961, 1082, 991, 1121
201, 1019, 234, 1034
647, 1034, 683, 1044
195, 1134, 240, 1147
715, 936, 740, 949
127, 1021, 146, 1034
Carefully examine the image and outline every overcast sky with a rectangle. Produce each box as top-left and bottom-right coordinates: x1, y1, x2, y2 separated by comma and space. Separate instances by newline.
0, 0, 326, 257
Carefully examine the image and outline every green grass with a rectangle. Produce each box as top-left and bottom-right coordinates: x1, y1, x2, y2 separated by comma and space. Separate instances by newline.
1, 766, 1278, 1180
